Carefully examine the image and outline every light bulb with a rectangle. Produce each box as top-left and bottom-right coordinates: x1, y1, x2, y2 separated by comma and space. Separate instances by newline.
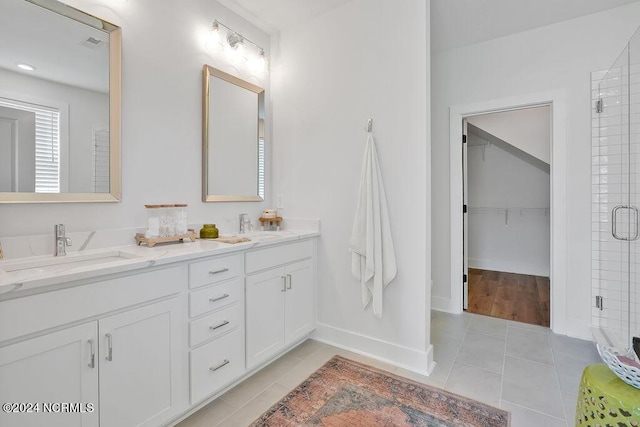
227, 34, 246, 63
16, 63, 36, 71
207, 21, 223, 51
250, 49, 268, 74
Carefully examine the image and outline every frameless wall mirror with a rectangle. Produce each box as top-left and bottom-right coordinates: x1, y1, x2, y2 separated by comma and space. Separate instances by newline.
0, 0, 121, 203
203, 65, 265, 202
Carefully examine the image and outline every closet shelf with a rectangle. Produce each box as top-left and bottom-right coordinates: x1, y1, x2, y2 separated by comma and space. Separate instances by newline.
469, 207, 549, 214
468, 207, 549, 226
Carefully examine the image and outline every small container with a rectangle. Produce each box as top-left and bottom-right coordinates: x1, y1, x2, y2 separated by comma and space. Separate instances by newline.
200, 224, 219, 239
262, 209, 277, 219
145, 205, 162, 238
145, 204, 189, 238
174, 204, 188, 235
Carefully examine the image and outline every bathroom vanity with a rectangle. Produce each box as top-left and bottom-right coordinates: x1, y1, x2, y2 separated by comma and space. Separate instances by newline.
0, 231, 318, 427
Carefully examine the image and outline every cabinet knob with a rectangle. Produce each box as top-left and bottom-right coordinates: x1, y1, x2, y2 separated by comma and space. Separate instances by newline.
281, 276, 286, 292
286, 274, 292, 290
209, 268, 229, 275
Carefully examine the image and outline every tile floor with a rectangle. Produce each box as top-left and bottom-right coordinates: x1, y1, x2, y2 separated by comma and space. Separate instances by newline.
177, 311, 601, 427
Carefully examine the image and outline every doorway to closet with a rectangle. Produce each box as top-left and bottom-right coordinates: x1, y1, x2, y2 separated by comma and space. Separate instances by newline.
462, 106, 551, 327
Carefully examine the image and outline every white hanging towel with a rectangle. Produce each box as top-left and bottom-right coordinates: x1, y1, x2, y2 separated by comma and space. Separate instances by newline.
349, 132, 397, 318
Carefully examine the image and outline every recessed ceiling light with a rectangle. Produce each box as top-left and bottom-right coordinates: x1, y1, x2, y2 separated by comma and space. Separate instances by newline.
16, 63, 36, 71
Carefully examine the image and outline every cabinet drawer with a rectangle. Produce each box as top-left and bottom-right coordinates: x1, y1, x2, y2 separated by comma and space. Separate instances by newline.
189, 254, 241, 289
189, 278, 243, 318
190, 329, 244, 404
189, 303, 242, 347
0, 266, 185, 344
245, 240, 313, 273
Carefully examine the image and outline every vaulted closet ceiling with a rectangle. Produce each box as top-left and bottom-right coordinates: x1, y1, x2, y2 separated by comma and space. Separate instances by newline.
467, 106, 550, 165
467, 124, 550, 174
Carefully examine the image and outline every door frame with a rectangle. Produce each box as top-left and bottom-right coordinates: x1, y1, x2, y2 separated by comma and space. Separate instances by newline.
449, 91, 567, 333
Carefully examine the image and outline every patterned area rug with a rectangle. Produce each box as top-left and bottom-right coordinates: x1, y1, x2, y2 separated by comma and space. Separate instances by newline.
251, 356, 510, 426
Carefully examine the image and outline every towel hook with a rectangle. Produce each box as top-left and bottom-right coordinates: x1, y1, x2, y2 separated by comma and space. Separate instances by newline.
364, 118, 373, 133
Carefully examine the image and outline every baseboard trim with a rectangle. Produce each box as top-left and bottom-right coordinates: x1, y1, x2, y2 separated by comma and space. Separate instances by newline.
312, 322, 433, 376
553, 318, 593, 341
431, 296, 456, 313
469, 259, 550, 277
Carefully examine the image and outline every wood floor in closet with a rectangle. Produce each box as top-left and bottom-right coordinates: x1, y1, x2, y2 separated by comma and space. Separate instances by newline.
467, 269, 550, 327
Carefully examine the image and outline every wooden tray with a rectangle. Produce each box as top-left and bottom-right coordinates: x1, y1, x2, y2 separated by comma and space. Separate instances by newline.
135, 229, 197, 248
259, 216, 282, 231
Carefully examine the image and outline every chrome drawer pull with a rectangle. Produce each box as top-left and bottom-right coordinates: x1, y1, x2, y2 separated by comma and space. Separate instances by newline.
105, 333, 113, 361
209, 359, 230, 372
209, 268, 230, 275
209, 320, 230, 331
88, 339, 95, 369
209, 293, 230, 303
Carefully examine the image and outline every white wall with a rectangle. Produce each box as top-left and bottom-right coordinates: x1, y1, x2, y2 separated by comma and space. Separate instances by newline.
271, 0, 432, 372
0, 0, 271, 237
431, 3, 640, 338
0, 68, 108, 193
467, 130, 550, 276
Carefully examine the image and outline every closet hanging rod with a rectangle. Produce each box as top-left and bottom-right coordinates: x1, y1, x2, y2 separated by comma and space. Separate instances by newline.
468, 207, 550, 216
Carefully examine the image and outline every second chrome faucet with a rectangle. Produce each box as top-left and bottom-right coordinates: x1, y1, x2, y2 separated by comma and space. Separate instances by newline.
239, 214, 251, 234
54, 224, 72, 256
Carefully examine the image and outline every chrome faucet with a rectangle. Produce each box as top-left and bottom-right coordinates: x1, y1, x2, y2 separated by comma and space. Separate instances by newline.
239, 214, 249, 234
54, 224, 72, 256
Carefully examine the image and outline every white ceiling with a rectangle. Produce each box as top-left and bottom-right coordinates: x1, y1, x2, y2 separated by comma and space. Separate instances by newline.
216, 0, 354, 34
0, 0, 110, 93
431, 0, 639, 51
220, 0, 639, 51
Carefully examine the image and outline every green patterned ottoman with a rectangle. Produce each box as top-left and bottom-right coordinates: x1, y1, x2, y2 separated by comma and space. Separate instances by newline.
576, 364, 640, 427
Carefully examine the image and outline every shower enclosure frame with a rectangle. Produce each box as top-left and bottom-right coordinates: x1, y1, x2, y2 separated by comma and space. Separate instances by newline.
592, 27, 640, 351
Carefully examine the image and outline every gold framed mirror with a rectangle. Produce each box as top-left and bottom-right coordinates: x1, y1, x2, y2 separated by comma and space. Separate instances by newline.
203, 65, 265, 202
0, 0, 121, 203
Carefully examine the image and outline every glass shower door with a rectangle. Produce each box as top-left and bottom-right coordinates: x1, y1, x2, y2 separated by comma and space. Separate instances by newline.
628, 27, 640, 347
592, 40, 633, 350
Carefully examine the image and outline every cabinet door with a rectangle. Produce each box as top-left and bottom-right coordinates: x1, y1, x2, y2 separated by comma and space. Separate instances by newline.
284, 259, 315, 346
245, 267, 285, 369
98, 298, 183, 427
0, 323, 99, 427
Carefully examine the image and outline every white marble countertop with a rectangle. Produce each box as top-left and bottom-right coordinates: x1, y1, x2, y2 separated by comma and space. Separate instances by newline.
0, 230, 319, 301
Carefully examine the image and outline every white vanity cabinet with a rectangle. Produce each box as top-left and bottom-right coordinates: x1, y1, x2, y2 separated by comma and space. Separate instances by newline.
0, 266, 188, 427
98, 298, 183, 427
187, 254, 246, 405
245, 240, 315, 369
0, 232, 318, 426
0, 323, 99, 427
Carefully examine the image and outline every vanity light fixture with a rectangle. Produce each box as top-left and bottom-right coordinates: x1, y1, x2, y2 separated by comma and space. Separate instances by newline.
209, 19, 268, 73
207, 20, 223, 50
249, 49, 268, 74
16, 63, 36, 71
227, 32, 246, 60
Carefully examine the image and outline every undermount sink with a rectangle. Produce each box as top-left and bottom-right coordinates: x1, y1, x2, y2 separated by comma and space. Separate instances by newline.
249, 234, 279, 241
239, 232, 287, 242
0, 251, 141, 275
